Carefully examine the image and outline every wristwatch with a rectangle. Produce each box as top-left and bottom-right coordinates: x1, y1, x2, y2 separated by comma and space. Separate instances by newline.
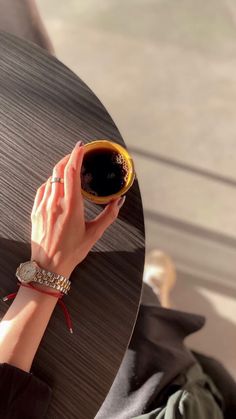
16, 260, 71, 295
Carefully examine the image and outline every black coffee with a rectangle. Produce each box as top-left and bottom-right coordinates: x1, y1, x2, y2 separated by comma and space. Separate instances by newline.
81, 148, 129, 196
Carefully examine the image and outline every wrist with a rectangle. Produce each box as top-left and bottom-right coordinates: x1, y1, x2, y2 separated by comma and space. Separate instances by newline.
17, 282, 61, 300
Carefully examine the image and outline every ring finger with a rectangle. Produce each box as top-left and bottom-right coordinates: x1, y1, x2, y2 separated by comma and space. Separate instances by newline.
48, 153, 71, 207
41, 153, 71, 210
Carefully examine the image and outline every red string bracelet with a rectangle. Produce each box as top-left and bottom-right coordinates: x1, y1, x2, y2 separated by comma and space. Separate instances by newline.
2, 282, 74, 334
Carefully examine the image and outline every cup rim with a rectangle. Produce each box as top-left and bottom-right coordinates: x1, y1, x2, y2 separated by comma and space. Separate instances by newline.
81, 139, 135, 204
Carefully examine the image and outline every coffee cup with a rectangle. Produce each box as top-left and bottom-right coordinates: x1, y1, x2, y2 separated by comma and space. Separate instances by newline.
81, 139, 135, 204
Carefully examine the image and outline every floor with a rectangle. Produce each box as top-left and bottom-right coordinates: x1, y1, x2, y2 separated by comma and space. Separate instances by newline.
37, 0, 236, 378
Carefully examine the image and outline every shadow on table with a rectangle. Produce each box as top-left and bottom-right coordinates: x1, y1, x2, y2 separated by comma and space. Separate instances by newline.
118, 178, 145, 232
0, 236, 144, 322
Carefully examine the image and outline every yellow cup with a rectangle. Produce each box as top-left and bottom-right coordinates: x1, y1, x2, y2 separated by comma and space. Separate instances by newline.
81, 140, 135, 204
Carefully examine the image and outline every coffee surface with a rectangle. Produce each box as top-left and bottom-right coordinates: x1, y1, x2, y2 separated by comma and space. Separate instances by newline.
81, 148, 129, 196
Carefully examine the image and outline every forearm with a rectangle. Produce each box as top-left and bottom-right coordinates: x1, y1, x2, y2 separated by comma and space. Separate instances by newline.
0, 284, 59, 373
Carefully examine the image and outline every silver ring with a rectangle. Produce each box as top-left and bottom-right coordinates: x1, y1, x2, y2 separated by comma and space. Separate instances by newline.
50, 176, 64, 184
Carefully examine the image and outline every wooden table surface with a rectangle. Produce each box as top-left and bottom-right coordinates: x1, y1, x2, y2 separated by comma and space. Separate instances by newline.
0, 31, 145, 419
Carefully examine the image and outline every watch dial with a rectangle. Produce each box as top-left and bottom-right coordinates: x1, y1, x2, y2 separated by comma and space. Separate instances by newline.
21, 263, 36, 282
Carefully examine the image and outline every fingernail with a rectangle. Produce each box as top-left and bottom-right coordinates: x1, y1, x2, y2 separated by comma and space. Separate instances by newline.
75, 141, 83, 148
117, 195, 126, 208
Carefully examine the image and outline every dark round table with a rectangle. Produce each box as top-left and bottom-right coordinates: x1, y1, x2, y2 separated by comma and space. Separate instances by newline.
0, 31, 145, 418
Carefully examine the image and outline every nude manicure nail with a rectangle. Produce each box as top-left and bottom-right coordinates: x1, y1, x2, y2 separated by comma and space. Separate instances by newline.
117, 196, 126, 208
76, 141, 83, 147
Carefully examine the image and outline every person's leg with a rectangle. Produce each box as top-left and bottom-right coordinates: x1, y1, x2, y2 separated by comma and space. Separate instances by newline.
0, 0, 54, 54
96, 251, 204, 419
142, 249, 176, 308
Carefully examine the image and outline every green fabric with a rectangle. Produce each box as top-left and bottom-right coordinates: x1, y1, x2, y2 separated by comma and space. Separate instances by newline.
132, 363, 224, 419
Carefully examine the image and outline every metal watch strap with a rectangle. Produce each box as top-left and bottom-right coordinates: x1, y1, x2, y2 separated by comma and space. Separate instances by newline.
33, 268, 71, 295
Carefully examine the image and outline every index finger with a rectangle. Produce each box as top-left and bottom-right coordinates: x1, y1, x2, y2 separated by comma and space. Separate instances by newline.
65, 141, 85, 183
64, 141, 85, 201
67, 141, 84, 170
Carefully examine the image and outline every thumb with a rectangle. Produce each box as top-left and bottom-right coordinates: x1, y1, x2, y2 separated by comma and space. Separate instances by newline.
85, 196, 126, 244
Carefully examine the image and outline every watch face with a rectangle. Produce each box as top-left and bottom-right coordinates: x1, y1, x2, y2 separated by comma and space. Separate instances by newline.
18, 262, 37, 283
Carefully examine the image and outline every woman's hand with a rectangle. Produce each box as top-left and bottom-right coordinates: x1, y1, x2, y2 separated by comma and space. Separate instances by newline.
30, 141, 125, 279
